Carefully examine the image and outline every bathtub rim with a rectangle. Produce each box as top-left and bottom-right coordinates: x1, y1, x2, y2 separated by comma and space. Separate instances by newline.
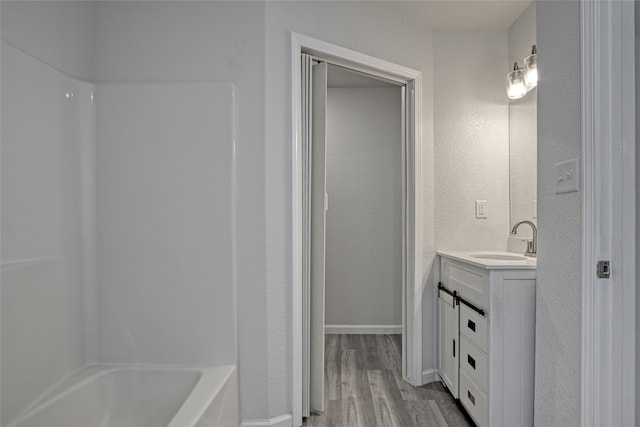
5, 363, 237, 427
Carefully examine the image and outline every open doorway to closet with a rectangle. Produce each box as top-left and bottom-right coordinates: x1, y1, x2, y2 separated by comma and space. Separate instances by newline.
292, 33, 425, 427
303, 57, 405, 420
323, 65, 403, 339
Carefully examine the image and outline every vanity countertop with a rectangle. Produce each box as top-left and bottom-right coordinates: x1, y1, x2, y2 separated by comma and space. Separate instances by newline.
437, 250, 537, 270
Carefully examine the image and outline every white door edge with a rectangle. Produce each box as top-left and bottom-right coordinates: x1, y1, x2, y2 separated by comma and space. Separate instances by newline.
580, 1, 636, 426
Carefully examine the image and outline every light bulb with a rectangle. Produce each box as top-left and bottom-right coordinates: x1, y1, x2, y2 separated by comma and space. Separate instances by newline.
507, 63, 527, 100
524, 45, 537, 88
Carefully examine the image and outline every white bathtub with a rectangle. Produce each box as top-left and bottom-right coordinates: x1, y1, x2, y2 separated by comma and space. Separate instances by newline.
6, 365, 239, 427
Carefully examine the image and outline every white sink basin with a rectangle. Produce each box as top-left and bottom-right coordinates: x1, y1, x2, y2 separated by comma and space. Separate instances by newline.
470, 253, 529, 261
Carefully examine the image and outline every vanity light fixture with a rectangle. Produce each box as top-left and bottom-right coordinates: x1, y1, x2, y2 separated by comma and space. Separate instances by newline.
523, 45, 537, 88
506, 62, 527, 100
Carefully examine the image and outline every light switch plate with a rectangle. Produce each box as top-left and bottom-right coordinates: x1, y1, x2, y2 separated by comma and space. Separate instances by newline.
475, 200, 488, 219
555, 159, 579, 194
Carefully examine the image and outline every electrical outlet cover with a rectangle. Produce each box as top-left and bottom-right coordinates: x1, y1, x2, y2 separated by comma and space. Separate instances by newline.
555, 159, 579, 194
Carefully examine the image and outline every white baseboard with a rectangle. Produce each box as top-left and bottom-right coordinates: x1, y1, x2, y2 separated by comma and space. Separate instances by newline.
422, 368, 436, 385
324, 324, 402, 335
241, 414, 292, 427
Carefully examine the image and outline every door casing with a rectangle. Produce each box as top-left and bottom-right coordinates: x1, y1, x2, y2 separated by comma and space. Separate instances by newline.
291, 32, 424, 426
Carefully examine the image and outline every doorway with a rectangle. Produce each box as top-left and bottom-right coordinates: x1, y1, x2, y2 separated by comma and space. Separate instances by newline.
304, 62, 404, 417
291, 33, 425, 427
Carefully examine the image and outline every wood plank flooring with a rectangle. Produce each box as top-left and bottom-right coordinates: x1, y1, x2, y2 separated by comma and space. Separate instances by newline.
303, 334, 473, 427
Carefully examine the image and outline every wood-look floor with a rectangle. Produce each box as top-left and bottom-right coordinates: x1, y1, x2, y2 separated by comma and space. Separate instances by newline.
303, 334, 473, 427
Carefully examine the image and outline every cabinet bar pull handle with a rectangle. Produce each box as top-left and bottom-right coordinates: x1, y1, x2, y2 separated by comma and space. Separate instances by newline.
453, 339, 456, 358
468, 390, 475, 405
458, 297, 486, 316
467, 355, 476, 369
468, 319, 476, 332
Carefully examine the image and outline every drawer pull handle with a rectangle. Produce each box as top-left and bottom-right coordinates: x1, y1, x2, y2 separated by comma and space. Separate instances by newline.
468, 319, 476, 332
467, 355, 476, 369
468, 390, 475, 405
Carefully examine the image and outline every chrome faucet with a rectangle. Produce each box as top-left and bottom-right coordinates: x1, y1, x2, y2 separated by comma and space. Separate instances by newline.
511, 220, 537, 257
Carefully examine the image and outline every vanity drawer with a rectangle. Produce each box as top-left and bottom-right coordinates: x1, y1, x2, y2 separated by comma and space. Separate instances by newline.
442, 258, 490, 310
460, 304, 488, 353
460, 335, 487, 392
460, 370, 487, 427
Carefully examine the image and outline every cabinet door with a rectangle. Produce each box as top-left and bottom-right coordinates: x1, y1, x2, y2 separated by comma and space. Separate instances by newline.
438, 291, 459, 398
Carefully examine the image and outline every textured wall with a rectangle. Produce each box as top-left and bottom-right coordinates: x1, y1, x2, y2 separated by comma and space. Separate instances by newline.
325, 86, 402, 328
265, 1, 435, 417
434, 30, 510, 252
508, 3, 537, 238
534, 2, 582, 426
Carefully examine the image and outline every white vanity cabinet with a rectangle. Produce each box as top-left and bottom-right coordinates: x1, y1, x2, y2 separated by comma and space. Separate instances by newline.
437, 251, 536, 427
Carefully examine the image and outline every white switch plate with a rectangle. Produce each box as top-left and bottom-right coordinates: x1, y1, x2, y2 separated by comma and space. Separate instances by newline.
475, 200, 488, 219
555, 159, 579, 194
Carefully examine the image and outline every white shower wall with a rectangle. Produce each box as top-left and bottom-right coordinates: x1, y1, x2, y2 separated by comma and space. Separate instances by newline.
95, 82, 237, 366
1, 2, 239, 423
1, 1, 96, 422
0, 43, 95, 425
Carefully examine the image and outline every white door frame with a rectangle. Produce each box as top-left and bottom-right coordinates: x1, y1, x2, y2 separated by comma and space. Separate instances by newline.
580, 1, 635, 426
291, 32, 423, 426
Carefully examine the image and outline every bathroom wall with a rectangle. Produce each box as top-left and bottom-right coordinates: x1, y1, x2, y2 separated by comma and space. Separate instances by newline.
0, 2, 95, 423
91, 1, 266, 419
325, 86, 402, 331
508, 2, 537, 238
265, 2, 436, 417
508, 3, 536, 83
0, 1, 94, 81
433, 30, 510, 252
535, 2, 582, 425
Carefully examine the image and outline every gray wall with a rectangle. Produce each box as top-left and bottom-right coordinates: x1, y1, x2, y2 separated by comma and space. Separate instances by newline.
534, 2, 582, 425
325, 86, 402, 328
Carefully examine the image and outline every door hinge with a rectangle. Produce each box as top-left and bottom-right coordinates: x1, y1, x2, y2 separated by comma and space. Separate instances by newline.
597, 260, 610, 279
